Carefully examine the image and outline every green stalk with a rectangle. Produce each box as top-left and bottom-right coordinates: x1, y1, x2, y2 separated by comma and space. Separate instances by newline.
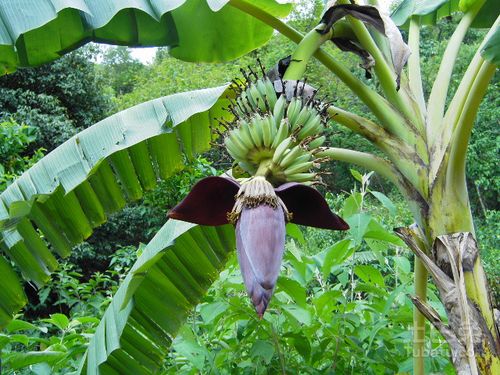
314, 48, 408, 138
444, 15, 499, 133
282, 26, 332, 80
447, 61, 496, 204
426, 1, 484, 144
413, 258, 428, 375
346, 16, 408, 113
408, 18, 427, 375
326, 106, 428, 199
326, 105, 387, 142
319, 146, 428, 231
317, 147, 399, 186
255, 159, 272, 178
408, 17, 425, 115
228, 0, 406, 137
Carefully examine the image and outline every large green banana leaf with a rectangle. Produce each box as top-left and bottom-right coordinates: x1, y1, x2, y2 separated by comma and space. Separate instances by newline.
78, 220, 235, 374
0, 84, 231, 328
391, 0, 498, 28
0, 0, 291, 74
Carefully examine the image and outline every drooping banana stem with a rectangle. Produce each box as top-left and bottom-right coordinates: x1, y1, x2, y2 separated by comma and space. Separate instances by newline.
426, 1, 484, 144
228, 0, 406, 135
317, 147, 399, 186
282, 26, 333, 81
255, 159, 272, 178
345, 15, 418, 127
413, 258, 428, 375
408, 17, 425, 114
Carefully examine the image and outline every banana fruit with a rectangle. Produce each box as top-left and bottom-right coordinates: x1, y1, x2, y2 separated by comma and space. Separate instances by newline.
223, 74, 328, 185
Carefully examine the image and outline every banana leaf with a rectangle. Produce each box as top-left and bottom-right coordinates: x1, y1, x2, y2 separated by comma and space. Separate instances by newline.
391, 0, 498, 29
0, 0, 291, 74
78, 220, 235, 374
0, 84, 231, 328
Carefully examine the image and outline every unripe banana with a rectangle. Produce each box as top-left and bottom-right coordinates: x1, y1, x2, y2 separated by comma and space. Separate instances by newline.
292, 105, 313, 132
248, 116, 264, 147
248, 84, 266, 112
272, 95, 287, 126
228, 129, 250, 155
271, 119, 289, 149
261, 116, 272, 148
237, 94, 252, 114
263, 77, 277, 108
225, 136, 247, 161
242, 88, 256, 109
272, 136, 293, 164
308, 135, 326, 149
291, 153, 312, 165
285, 172, 317, 182
286, 97, 302, 127
279, 145, 304, 169
238, 121, 256, 149
297, 114, 322, 140
256, 79, 273, 110
284, 161, 314, 175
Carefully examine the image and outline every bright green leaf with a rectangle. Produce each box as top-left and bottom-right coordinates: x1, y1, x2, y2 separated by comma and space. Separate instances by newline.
393, 256, 412, 274
346, 213, 371, 244
286, 223, 305, 244
370, 191, 396, 215
0, 0, 292, 73
392, 0, 497, 28
199, 302, 229, 324
250, 340, 275, 364
173, 326, 208, 371
5, 319, 44, 333
322, 239, 354, 278
42, 313, 69, 331
350, 169, 363, 183
481, 26, 500, 65
354, 265, 385, 287
282, 304, 312, 325
342, 192, 363, 218
277, 276, 307, 307
4, 350, 66, 369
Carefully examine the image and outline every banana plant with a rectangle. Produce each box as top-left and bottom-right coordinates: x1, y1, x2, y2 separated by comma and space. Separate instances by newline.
0, 0, 498, 374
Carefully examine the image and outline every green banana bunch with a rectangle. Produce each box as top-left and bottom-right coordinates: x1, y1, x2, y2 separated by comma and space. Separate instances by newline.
223, 75, 328, 185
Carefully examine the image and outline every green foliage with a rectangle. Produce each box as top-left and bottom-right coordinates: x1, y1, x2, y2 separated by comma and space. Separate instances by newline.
419, 18, 499, 212
0, 248, 137, 374
0, 46, 113, 151
98, 47, 146, 96
0, 2, 497, 373
67, 157, 218, 281
0, 117, 44, 190
476, 210, 500, 305
143, 157, 218, 211
163, 174, 451, 374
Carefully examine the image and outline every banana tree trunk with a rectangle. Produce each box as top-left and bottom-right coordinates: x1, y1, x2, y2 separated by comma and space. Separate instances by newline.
226, 1, 499, 372
395, 175, 500, 374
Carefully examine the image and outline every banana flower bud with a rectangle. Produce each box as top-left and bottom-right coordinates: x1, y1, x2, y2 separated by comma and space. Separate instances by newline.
168, 176, 348, 317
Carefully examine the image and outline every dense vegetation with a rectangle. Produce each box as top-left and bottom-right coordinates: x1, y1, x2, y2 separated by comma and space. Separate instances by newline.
0, 3, 497, 373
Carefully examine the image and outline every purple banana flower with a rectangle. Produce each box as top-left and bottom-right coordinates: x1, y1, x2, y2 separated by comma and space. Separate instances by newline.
168, 176, 348, 317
